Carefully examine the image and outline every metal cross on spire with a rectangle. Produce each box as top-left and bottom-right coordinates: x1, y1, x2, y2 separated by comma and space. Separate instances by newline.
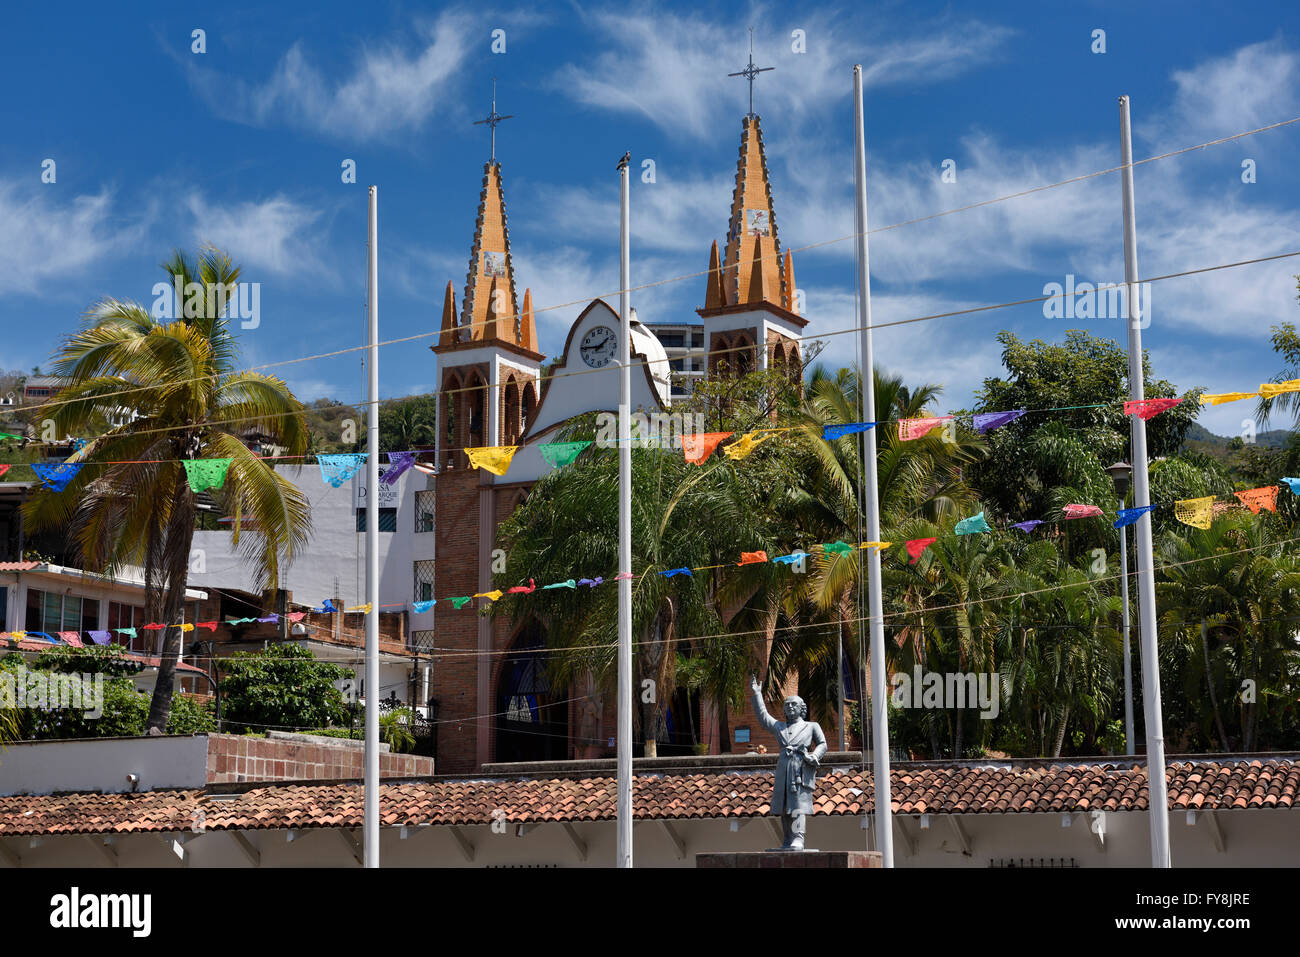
728, 27, 773, 117
473, 78, 514, 162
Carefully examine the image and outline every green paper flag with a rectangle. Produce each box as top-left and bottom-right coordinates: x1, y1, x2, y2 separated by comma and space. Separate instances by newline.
955, 511, 992, 535
183, 458, 233, 492
0, 432, 21, 442
543, 579, 577, 590
539, 441, 592, 469
450, 597, 473, 609
822, 541, 855, 557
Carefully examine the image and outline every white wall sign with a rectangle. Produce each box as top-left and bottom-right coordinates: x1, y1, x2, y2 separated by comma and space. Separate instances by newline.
354, 469, 399, 508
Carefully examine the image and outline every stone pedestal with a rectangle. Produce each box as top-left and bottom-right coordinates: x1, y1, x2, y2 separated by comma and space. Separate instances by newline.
696, 851, 882, 868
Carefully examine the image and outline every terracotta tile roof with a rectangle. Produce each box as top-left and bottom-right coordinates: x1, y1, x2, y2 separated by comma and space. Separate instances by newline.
0, 561, 40, 572
1, 639, 207, 675
0, 758, 1296, 838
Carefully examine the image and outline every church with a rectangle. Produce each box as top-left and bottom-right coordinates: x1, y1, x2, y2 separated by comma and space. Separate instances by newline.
429, 107, 809, 775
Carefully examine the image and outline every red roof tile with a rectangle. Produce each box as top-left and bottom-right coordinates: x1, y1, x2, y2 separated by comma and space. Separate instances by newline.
0, 758, 1296, 837
0, 561, 40, 572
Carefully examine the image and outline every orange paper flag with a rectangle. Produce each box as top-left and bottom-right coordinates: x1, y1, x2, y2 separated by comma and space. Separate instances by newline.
737, 551, 768, 565
682, 432, 733, 465
1234, 486, 1279, 514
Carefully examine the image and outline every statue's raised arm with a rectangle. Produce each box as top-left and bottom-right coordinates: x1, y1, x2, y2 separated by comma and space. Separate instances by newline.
749, 675, 780, 733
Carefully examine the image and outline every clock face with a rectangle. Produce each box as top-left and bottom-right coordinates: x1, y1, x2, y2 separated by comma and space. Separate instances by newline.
580, 325, 617, 368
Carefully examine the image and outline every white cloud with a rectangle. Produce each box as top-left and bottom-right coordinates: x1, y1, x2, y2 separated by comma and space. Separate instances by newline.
186, 193, 328, 278
553, 9, 1012, 141
0, 180, 151, 296
183, 12, 474, 139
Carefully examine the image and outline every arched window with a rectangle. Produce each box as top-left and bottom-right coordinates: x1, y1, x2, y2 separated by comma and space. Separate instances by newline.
495, 620, 569, 762
502, 378, 520, 445
522, 380, 537, 433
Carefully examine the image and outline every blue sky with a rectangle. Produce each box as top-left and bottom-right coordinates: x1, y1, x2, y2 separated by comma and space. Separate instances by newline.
3, 1, 1299, 437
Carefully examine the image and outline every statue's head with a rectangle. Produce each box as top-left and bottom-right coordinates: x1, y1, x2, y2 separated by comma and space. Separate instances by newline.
782, 696, 808, 721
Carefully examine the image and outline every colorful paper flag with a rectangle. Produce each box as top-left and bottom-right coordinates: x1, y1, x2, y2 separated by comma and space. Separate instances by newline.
0, 464, 9, 479
0, 432, 21, 441
1281, 478, 1300, 496
380, 451, 417, 486
1259, 379, 1300, 399
822, 541, 855, 557
319, 599, 338, 613
180, 623, 195, 632
182, 458, 232, 492
682, 432, 733, 465
1124, 397, 1183, 420
256, 615, 278, 624
955, 512, 991, 535
31, 462, 84, 492
29, 632, 58, 643
465, 446, 518, 476
724, 431, 778, 459
1174, 496, 1215, 530
508, 580, 536, 594
737, 551, 768, 565
906, 538, 937, 564
1114, 505, 1155, 528
1011, 520, 1044, 533
115, 628, 136, 639
1234, 486, 1279, 514
659, 568, 693, 578
1200, 391, 1259, 406
539, 441, 592, 469
57, 631, 83, 648
88, 630, 112, 646
578, 577, 603, 587
197, 621, 218, 631
450, 596, 473, 609
543, 579, 577, 590
413, 600, 436, 613
142, 623, 166, 631
772, 551, 811, 565
473, 590, 503, 602
859, 541, 892, 550
972, 410, 1026, 433
318, 453, 366, 488
611, 572, 636, 581
284, 613, 304, 623
345, 604, 371, 614
822, 422, 875, 441
898, 416, 952, 442
1062, 504, 1104, 520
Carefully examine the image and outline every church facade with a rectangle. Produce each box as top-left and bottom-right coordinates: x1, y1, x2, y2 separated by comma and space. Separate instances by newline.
429, 114, 809, 774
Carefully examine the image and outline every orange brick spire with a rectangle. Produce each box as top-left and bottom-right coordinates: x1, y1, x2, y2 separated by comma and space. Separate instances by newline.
438, 280, 458, 347
461, 161, 519, 345
703, 239, 727, 309
782, 248, 798, 315
720, 115, 786, 310
520, 288, 539, 353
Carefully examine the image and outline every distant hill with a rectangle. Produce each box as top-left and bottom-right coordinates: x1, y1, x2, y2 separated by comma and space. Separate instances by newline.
1183, 422, 1291, 450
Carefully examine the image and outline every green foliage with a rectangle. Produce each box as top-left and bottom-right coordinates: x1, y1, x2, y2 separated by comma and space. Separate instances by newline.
380, 707, 416, 753
166, 694, 217, 735
219, 644, 350, 733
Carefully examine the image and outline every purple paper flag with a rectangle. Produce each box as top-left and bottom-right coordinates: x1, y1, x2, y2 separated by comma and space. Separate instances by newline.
88, 630, 112, 646
1011, 520, 1044, 533
380, 451, 417, 486
973, 410, 1027, 433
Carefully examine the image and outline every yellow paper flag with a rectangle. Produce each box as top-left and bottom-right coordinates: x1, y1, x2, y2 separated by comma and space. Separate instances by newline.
723, 430, 782, 460
1259, 379, 1300, 399
473, 590, 504, 602
346, 603, 372, 614
859, 541, 892, 550
1200, 391, 1260, 406
465, 446, 518, 476
1174, 496, 1215, 530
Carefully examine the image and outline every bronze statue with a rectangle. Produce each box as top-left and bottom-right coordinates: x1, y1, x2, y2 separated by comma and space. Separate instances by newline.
750, 675, 828, 850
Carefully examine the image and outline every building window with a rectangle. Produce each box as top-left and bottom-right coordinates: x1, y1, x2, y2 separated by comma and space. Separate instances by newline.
356, 508, 397, 532
415, 490, 436, 532
692, 334, 704, 348
412, 629, 435, 653
659, 334, 684, 348
26, 589, 99, 636
414, 560, 436, 603
669, 358, 684, 372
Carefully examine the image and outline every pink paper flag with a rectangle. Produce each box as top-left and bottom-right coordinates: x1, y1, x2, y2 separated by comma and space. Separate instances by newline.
1062, 504, 1104, 520
906, 538, 937, 564
1124, 397, 1182, 420
57, 631, 84, 648
897, 417, 952, 442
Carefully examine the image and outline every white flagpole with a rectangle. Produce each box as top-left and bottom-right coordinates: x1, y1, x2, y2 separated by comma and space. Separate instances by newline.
1118, 95, 1171, 868
852, 64, 894, 868
616, 152, 634, 868
364, 185, 381, 868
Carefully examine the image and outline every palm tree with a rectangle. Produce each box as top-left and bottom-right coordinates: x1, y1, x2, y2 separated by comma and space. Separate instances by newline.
493, 416, 774, 756
22, 247, 312, 733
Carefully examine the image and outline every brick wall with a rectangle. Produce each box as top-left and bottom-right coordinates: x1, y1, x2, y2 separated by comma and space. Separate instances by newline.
205, 733, 434, 784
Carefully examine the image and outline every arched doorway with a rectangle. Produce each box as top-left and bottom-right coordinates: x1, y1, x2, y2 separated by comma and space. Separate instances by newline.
495, 619, 569, 763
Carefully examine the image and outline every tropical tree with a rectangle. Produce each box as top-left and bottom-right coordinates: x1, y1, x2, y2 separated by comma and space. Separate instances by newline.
22, 247, 312, 733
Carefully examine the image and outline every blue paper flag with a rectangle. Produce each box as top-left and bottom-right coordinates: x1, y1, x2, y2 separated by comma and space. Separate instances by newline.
659, 567, 693, 578
318, 453, 367, 488
823, 422, 876, 441
1282, 477, 1300, 495
31, 462, 84, 492
1114, 505, 1156, 529
955, 512, 992, 535
772, 551, 812, 565
1011, 520, 1044, 533
413, 600, 436, 613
